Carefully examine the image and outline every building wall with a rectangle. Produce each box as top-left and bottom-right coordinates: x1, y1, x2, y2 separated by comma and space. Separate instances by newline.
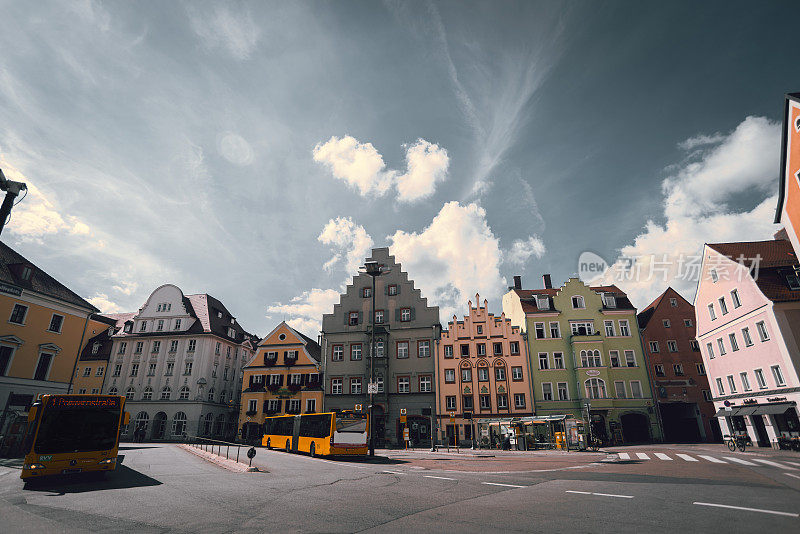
72, 360, 108, 394
779, 97, 800, 255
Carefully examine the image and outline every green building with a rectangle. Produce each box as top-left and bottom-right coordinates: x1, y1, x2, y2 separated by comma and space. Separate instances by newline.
502, 275, 662, 444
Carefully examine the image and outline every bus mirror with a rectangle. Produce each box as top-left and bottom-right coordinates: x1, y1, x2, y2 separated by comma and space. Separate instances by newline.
123, 412, 130, 425
27, 406, 38, 422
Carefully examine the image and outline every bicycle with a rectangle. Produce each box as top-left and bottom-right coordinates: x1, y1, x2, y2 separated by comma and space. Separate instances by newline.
724, 434, 748, 452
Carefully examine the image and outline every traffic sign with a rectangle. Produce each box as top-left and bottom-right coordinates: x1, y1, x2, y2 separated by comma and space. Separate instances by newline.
355, 404, 362, 412
400, 408, 407, 415
367, 383, 378, 394
403, 428, 410, 441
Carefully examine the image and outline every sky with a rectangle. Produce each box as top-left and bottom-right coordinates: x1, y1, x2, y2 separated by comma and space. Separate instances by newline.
1, 0, 798, 337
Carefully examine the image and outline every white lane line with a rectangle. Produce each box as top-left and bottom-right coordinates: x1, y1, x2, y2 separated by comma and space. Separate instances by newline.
382, 470, 405, 475
424, 475, 456, 481
693, 502, 799, 517
566, 490, 633, 499
482, 482, 526, 488
676, 454, 698, 462
617, 452, 630, 460
784, 473, 800, 480
636, 453, 650, 460
698, 455, 726, 464
654, 453, 672, 460
752, 459, 797, 470
565, 490, 592, 495
723, 456, 757, 466
784, 461, 800, 468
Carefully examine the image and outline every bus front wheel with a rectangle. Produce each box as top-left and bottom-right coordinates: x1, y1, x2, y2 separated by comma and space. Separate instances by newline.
310, 443, 316, 458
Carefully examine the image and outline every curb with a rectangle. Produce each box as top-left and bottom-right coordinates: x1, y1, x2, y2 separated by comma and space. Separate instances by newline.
177, 444, 265, 473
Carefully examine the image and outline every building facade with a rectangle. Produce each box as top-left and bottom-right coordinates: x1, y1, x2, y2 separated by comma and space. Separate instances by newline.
435, 295, 532, 447
72, 314, 119, 395
101, 284, 258, 441
239, 322, 323, 443
696, 238, 800, 448
638, 287, 718, 443
503, 275, 662, 444
322, 248, 440, 447
775, 92, 800, 255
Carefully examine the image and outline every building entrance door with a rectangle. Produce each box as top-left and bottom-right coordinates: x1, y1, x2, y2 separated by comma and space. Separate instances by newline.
751, 415, 770, 447
620, 413, 650, 443
152, 412, 167, 440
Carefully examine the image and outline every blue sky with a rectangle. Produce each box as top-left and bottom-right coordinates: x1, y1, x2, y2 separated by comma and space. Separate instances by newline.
1, 1, 798, 336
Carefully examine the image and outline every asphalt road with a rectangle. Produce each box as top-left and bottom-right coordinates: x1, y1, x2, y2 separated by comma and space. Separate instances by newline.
1, 442, 798, 533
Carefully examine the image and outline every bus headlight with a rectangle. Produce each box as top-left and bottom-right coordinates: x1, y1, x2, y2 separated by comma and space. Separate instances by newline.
24, 463, 46, 470
98, 458, 116, 465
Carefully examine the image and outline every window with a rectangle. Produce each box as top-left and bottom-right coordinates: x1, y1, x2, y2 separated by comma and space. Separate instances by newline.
553, 352, 564, 369
331, 378, 343, 394
787, 273, 800, 290
509, 342, 519, 355
474, 343, 485, 357
248, 399, 258, 413
585, 378, 606, 399
581, 350, 602, 367
710, 268, 719, 282
155, 319, 164, 332
118, 342, 127, 355
731, 289, 741, 308
396, 341, 409, 359
400, 308, 411, 322
550, 322, 561, 338
419, 375, 432, 393
397, 376, 409, 394
388, 284, 398, 296
727, 375, 737, 394
706, 342, 715, 359
539, 353, 549, 370
148, 362, 157, 376
223, 367, 229, 380
170, 340, 178, 353
418, 340, 431, 358
351, 377, 363, 394
130, 363, 139, 376
604, 321, 615, 337
113, 364, 121, 377
375, 341, 384, 358
708, 304, 716, 321
495, 366, 506, 381
139, 321, 147, 332
47, 314, 64, 333
161, 387, 171, 400
630, 381, 643, 399
535, 323, 546, 339
135, 341, 143, 354
108, 387, 118, 396
179, 386, 190, 400
478, 367, 489, 381
572, 296, 585, 309
514, 393, 526, 409
715, 378, 724, 395
215, 342, 221, 355
718, 297, 728, 316
571, 322, 594, 335
624, 350, 636, 367
362, 287, 371, 298
702, 390, 712, 402
305, 399, 316, 413
557, 382, 569, 400
696, 363, 705, 375
614, 381, 626, 398
754, 369, 767, 389
142, 387, 153, 400
717, 338, 726, 356
188, 339, 196, 352
673, 363, 684, 376
446, 396, 457, 410
542, 383, 553, 401
151, 340, 161, 354
771, 365, 786, 386
351, 344, 362, 360
684, 319, 693, 327
96, 367, 104, 377
742, 327, 754, 346
493, 342, 503, 355
667, 340, 678, 353
689, 340, 700, 351
663, 319, 671, 328
609, 351, 620, 367
670, 298, 678, 307
756, 321, 770, 342
290, 374, 301, 385
348, 312, 359, 326
444, 345, 453, 358
82, 367, 91, 377
174, 319, 181, 330
603, 294, 616, 308
461, 344, 470, 358
619, 320, 630, 337
479, 395, 491, 410
461, 368, 472, 382
740, 372, 751, 392
9, 304, 28, 324
184, 361, 192, 375
445, 369, 455, 383
374, 310, 384, 324
537, 296, 549, 310
125, 387, 135, 400
332, 345, 344, 361
649, 341, 659, 353
165, 362, 174, 376
476, 325, 483, 335
226, 346, 231, 359
654, 364, 665, 377
728, 333, 739, 352
511, 366, 523, 381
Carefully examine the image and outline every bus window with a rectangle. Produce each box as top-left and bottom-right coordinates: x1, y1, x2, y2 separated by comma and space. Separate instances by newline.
336, 416, 367, 433
300, 414, 333, 438
35, 400, 121, 454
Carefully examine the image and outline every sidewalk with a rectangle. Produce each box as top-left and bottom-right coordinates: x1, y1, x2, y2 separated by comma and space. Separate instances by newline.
382, 447, 596, 457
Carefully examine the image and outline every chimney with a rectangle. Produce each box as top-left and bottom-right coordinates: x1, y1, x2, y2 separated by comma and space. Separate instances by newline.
543, 274, 552, 289
513, 276, 522, 290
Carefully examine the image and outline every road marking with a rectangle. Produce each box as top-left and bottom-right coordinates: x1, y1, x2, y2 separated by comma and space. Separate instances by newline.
482, 482, 525, 488
752, 459, 797, 470
654, 453, 672, 460
383, 470, 405, 475
424, 475, 456, 480
723, 456, 757, 466
566, 490, 633, 499
675, 454, 698, 462
636, 453, 650, 460
693, 502, 799, 517
698, 455, 726, 464
565, 490, 592, 495
617, 453, 630, 460
784, 461, 800, 468
784, 473, 800, 480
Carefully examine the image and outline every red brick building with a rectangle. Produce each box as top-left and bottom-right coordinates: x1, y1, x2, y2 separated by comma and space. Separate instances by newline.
638, 288, 720, 442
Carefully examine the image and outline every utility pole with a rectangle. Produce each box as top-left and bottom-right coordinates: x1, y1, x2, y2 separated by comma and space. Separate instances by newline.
363, 260, 389, 456
0, 168, 28, 237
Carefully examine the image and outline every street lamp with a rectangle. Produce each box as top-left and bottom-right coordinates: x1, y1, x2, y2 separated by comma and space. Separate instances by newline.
0, 168, 27, 237
362, 260, 389, 456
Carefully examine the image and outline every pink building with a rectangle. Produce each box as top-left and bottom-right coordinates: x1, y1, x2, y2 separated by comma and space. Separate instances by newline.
695, 237, 800, 448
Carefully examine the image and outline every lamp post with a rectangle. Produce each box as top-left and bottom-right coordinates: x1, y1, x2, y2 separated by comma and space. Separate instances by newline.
363, 260, 389, 456
0, 168, 27, 237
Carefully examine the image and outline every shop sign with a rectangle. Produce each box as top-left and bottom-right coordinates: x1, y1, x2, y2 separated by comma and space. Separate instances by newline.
586, 370, 600, 377
743, 399, 757, 405
0, 282, 22, 296
767, 397, 788, 402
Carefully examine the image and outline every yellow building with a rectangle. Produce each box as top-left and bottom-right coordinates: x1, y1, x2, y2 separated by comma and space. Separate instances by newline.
239, 322, 323, 442
71, 314, 121, 395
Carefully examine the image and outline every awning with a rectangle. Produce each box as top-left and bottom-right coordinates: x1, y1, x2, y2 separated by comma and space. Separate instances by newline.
714, 407, 737, 417
736, 407, 758, 416
750, 403, 795, 416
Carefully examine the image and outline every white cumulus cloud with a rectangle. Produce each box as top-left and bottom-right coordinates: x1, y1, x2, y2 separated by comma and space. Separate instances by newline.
266, 288, 341, 336
87, 293, 124, 314
396, 139, 449, 202
318, 217, 374, 274
506, 236, 546, 265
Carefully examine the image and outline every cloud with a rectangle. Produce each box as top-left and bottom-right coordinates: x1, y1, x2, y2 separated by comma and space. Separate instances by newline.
266, 288, 340, 336
188, 4, 261, 60
677, 133, 726, 151
313, 135, 449, 202
318, 217, 374, 274
87, 293, 124, 314
217, 132, 254, 166
506, 236, 546, 265
112, 280, 138, 296
388, 201, 505, 318
596, 116, 782, 308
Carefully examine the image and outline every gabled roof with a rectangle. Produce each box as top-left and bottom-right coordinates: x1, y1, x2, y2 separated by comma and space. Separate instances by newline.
512, 283, 635, 313
251, 321, 321, 365
0, 241, 98, 312
707, 240, 800, 303
637, 287, 692, 329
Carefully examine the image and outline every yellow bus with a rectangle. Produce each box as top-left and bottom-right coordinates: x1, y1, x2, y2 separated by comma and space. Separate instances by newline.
263, 411, 368, 457
20, 394, 129, 483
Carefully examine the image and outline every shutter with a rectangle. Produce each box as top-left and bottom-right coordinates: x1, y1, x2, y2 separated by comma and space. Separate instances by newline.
385, 284, 389, 295
396, 284, 401, 295
263, 400, 268, 412
279, 375, 284, 386
248, 376, 254, 389
410, 307, 416, 321
276, 400, 283, 412
344, 311, 349, 325
395, 309, 400, 321
301, 373, 307, 385
358, 311, 363, 324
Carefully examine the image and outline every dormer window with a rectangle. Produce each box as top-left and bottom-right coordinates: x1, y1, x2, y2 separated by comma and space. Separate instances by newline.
124, 322, 132, 333
536, 296, 549, 310
787, 273, 800, 290
91, 342, 100, 355
21, 266, 32, 281
571, 296, 585, 309
602, 294, 616, 308
217, 311, 223, 318
227, 327, 236, 338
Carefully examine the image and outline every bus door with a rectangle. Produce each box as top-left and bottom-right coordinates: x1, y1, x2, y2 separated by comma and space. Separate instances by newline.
291, 416, 301, 452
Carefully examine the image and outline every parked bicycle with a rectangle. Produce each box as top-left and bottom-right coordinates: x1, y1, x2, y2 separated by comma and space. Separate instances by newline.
724, 434, 750, 452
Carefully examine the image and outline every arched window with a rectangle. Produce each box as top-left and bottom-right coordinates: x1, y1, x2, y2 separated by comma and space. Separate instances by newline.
161, 386, 171, 400
172, 411, 187, 436
143, 386, 153, 400
203, 413, 213, 435
580, 350, 602, 367
125, 387, 136, 400
207, 388, 215, 403
585, 378, 607, 399
215, 414, 226, 436
108, 387, 118, 396
219, 390, 226, 403
134, 411, 149, 435
179, 386, 190, 400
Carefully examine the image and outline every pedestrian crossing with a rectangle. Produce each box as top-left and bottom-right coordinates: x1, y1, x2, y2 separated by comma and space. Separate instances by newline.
612, 451, 799, 469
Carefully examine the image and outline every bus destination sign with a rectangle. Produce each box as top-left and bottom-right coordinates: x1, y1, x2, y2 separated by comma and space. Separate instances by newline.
49, 396, 120, 409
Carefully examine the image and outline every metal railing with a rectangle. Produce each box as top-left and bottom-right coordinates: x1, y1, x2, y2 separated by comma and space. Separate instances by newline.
188, 437, 247, 464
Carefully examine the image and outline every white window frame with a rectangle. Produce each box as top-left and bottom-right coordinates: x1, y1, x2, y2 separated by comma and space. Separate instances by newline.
604, 320, 615, 337
742, 327, 754, 346
729, 333, 739, 352
649, 341, 659, 353
618, 320, 630, 337
731, 289, 741, 308
630, 380, 643, 399
756, 321, 770, 342
542, 382, 553, 401
553, 352, 564, 369
727, 375, 737, 394
614, 380, 626, 399
708, 304, 716, 321
771, 365, 786, 387
557, 382, 569, 400
571, 296, 585, 309
740, 372, 751, 392
549, 322, 561, 338
754, 369, 767, 389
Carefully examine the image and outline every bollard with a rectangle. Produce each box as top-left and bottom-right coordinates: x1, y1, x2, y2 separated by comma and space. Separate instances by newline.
226, 445, 229, 460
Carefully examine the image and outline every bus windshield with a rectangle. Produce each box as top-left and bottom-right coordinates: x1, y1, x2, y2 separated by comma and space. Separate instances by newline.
34, 401, 121, 454
336, 415, 367, 433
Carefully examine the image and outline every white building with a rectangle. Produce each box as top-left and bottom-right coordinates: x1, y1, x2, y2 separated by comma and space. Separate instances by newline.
102, 284, 258, 441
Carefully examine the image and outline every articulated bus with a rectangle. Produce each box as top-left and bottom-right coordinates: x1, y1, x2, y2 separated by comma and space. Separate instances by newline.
20, 394, 129, 482
263, 411, 368, 457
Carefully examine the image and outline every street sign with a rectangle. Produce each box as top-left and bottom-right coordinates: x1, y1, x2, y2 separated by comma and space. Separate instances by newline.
355, 404, 362, 412
400, 408, 407, 415
449, 417, 455, 423
367, 383, 378, 394
403, 428, 410, 441
247, 447, 256, 459
400, 415, 407, 423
